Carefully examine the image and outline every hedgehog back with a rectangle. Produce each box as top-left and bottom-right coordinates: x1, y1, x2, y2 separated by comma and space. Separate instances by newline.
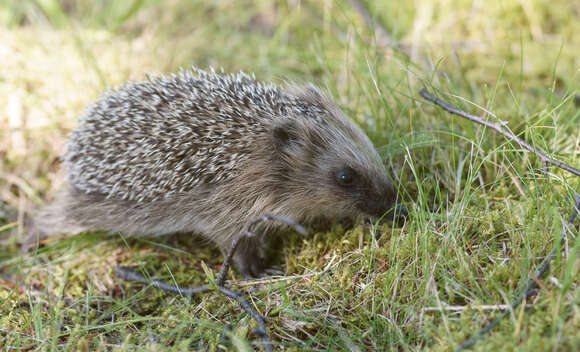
65, 70, 317, 202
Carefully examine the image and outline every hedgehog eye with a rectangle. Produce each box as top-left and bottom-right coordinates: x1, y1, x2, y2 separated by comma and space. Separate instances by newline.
335, 167, 356, 187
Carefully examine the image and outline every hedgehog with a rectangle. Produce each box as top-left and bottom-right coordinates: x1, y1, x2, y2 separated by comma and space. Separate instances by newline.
31, 68, 400, 277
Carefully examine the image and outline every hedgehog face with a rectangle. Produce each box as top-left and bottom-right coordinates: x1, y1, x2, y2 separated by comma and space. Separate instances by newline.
271, 116, 399, 221
330, 164, 397, 219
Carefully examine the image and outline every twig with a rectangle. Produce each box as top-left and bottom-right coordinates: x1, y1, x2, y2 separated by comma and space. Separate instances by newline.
419, 88, 580, 177
455, 195, 580, 352
422, 304, 534, 312
114, 267, 212, 297
420, 88, 580, 350
115, 214, 307, 352
217, 324, 232, 352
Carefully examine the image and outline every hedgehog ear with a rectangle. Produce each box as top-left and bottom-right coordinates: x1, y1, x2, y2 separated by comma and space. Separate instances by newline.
272, 121, 300, 152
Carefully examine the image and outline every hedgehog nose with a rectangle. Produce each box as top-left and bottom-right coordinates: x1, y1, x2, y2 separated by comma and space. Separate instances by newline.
393, 204, 408, 222
375, 188, 407, 222
363, 196, 396, 219
379, 202, 407, 222
385, 183, 407, 222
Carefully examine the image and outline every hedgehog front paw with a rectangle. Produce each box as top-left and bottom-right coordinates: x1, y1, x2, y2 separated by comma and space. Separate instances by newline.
233, 250, 268, 278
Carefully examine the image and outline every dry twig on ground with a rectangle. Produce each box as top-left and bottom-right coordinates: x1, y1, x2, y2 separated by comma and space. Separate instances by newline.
420, 88, 580, 351
455, 195, 580, 351
419, 88, 580, 177
115, 214, 307, 352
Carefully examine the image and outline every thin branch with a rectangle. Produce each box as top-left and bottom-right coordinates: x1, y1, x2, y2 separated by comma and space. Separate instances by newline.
115, 214, 307, 352
419, 88, 580, 177
217, 324, 232, 352
422, 304, 534, 312
455, 195, 580, 352
114, 267, 211, 297
217, 286, 270, 348
420, 88, 580, 350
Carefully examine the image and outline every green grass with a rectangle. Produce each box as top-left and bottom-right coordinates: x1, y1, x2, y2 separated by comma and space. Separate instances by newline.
1, 0, 579, 350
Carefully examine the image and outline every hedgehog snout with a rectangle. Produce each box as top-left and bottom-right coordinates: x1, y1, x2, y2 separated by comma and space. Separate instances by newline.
359, 183, 405, 221
362, 197, 395, 219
